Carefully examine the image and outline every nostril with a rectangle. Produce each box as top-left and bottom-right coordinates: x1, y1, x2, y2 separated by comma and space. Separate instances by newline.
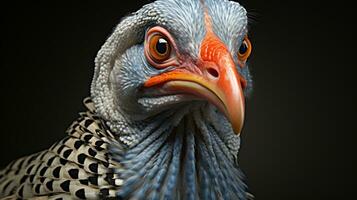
207, 68, 219, 78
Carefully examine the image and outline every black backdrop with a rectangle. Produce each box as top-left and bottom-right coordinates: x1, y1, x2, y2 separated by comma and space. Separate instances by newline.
0, 1, 355, 199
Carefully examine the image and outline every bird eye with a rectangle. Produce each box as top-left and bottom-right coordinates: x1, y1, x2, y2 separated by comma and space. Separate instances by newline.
148, 34, 172, 62
238, 36, 252, 62
145, 27, 178, 69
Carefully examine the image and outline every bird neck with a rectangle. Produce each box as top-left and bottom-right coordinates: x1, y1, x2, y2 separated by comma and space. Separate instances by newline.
108, 104, 249, 199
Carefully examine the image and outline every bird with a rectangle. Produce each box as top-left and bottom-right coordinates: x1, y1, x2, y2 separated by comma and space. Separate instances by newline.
0, 0, 254, 199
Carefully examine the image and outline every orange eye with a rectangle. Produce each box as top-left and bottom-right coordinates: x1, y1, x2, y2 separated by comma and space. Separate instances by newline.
148, 34, 172, 62
238, 36, 252, 62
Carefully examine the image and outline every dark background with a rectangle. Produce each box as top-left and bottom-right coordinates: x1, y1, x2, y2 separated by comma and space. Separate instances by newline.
0, 1, 355, 199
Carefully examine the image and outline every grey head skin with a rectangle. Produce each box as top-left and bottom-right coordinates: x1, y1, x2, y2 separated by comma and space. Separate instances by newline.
91, 0, 253, 199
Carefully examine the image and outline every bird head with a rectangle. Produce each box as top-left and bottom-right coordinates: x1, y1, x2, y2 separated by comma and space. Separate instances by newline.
91, 0, 253, 198
91, 0, 252, 137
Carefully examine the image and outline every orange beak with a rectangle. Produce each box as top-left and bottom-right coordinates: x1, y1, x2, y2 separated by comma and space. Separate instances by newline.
144, 34, 246, 134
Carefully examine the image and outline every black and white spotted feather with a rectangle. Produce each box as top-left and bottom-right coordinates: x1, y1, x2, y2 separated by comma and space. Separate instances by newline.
0, 98, 123, 199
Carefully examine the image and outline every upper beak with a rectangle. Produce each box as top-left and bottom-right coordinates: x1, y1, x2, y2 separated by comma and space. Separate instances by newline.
144, 34, 246, 135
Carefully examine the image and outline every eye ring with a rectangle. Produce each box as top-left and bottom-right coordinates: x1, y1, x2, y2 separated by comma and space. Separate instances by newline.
145, 26, 178, 69
238, 36, 252, 62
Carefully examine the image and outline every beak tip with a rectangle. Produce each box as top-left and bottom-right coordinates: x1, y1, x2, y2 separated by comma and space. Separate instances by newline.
229, 109, 245, 135
232, 123, 243, 135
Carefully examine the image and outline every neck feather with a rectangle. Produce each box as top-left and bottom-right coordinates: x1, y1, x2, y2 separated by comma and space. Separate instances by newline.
109, 105, 249, 199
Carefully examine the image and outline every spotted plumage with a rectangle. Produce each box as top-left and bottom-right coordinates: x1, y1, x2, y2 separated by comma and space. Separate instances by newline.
0, 99, 122, 199
1, 0, 255, 199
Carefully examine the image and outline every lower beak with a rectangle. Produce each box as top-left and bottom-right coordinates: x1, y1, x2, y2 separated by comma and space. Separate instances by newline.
144, 57, 246, 135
